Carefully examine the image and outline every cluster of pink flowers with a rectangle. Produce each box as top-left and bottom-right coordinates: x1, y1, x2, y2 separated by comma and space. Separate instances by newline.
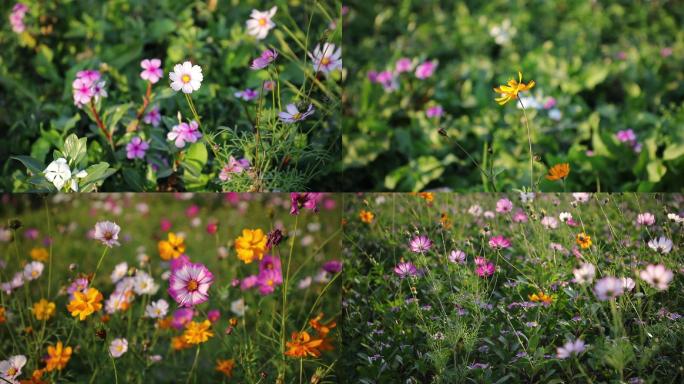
167, 120, 202, 148
9, 3, 28, 33
616, 129, 642, 153
219, 156, 251, 181
240, 255, 283, 295
474, 257, 495, 277
72, 70, 107, 108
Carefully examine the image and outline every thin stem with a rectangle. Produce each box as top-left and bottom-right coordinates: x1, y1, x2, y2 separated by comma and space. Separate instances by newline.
91, 247, 109, 283
186, 345, 201, 384
90, 100, 114, 150
44, 199, 53, 298
110, 353, 119, 384
518, 98, 534, 191
281, 215, 300, 364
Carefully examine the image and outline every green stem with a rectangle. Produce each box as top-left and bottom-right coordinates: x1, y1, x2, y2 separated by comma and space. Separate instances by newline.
186, 345, 201, 384
110, 353, 119, 384
91, 247, 109, 283
518, 98, 534, 191
281, 214, 300, 365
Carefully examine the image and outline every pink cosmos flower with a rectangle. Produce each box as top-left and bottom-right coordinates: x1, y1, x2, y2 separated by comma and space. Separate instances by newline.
375, 70, 398, 92
246, 6, 277, 40
557, 339, 586, 359
415, 60, 437, 79
394, 262, 418, 278
126, 137, 149, 159
290, 193, 322, 215
639, 264, 674, 291
10, 3, 29, 33
593, 277, 624, 301
250, 49, 278, 70
241, 275, 258, 290
448, 250, 466, 264
512, 210, 528, 223
395, 58, 413, 73
256, 268, 282, 295
94, 221, 121, 247
495, 198, 513, 213
167, 121, 202, 148
207, 309, 221, 323
488, 235, 511, 249
219, 156, 251, 181
636, 212, 655, 227
409, 235, 432, 253
140, 58, 163, 84
235, 88, 259, 101
143, 105, 161, 127
171, 308, 194, 329
475, 257, 495, 277
425, 105, 443, 119
168, 262, 214, 307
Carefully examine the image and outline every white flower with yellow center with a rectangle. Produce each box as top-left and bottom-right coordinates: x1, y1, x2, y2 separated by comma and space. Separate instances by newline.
109, 338, 128, 358
246, 6, 277, 40
169, 61, 203, 94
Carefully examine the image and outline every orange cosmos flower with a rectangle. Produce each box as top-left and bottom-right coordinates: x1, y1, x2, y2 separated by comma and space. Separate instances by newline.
19, 368, 47, 384
67, 287, 103, 321
284, 331, 324, 358
0, 306, 5, 324
45, 341, 72, 371
576, 232, 592, 249
234, 228, 267, 264
171, 336, 191, 351
359, 209, 374, 224
183, 320, 214, 344
215, 358, 235, 378
528, 291, 553, 305
493, 71, 535, 105
30, 247, 49, 262
158, 232, 186, 260
440, 212, 452, 229
546, 163, 570, 181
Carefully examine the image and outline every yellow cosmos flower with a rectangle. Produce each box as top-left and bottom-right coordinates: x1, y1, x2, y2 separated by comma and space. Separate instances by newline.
493, 71, 535, 105
32, 299, 56, 321
576, 232, 592, 249
67, 287, 103, 321
359, 210, 374, 224
45, 341, 72, 372
183, 320, 214, 344
234, 228, 267, 264
158, 232, 186, 260
30, 247, 49, 262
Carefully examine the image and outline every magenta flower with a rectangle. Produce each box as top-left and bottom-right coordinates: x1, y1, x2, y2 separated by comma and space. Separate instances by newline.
10, 3, 29, 33
234, 88, 259, 101
322, 260, 342, 274
219, 156, 251, 181
475, 261, 495, 278
140, 58, 163, 84
394, 262, 418, 278
425, 105, 443, 119
250, 49, 278, 70
512, 210, 528, 223
168, 262, 214, 307
240, 275, 258, 290
495, 198, 513, 213
395, 58, 413, 73
169, 254, 190, 272
171, 308, 194, 330
143, 105, 161, 127
636, 213, 655, 227
409, 235, 432, 253
256, 268, 282, 295
72, 78, 95, 106
290, 193, 322, 215
415, 60, 437, 79
77, 70, 101, 83
72, 70, 106, 108
167, 120, 202, 148
207, 309, 221, 323
448, 250, 466, 264
126, 137, 149, 160
375, 70, 398, 92
488, 235, 511, 250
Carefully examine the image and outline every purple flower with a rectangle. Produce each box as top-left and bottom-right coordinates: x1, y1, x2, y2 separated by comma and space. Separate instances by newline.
556, 339, 586, 359
241, 275, 258, 290
168, 262, 214, 307
169, 254, 191, 271
171, 308, 194, 330
278, 104, 315, 124
415, 60, 437, 79
140, 58, 163, 84
143, 106, 161, 127
250, 49, 278, 70
256, 268, 283, 295
219, 156, 250, 181
322, 260, 342, 274
448, 250, 466, 264
167, 121, 202, 148
290, 193, 322, 215
425, 105, 443, 119
409, 235, 432, 253
375, 70, 398, 92
394, 262, 418, 278
395, 58, 413, 73
488, 235, 511, 250
234, 88, 259, 101
126, 137, 149, 159
475, 257, 495, 277
207, 309, 221, 323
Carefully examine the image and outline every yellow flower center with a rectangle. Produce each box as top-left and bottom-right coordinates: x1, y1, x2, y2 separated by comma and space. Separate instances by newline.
321, 57, 331, 66
7, 367, 17, 376
181, 74, 191, 84
258, 18, 267, 26
187, 279, 199, 292
293, 112, 302, 120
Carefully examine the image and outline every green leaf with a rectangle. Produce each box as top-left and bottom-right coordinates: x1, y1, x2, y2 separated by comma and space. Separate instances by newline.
12, 156, 45, 175
182, 142, 208, 177
79, 162, 116, 188
122, 168, 145, 191
646, 160, 666, 182
663, 143, 684, 161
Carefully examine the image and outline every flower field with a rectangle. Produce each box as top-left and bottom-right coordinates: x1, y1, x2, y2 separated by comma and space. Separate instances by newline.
342, 1, 684, 192
342, 193, 683, 383
0, 193, 341, 383
2, 1, 341, 192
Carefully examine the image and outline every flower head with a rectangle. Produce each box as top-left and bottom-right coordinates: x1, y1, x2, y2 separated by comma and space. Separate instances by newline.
546, 163, 570, 181
44, 158, 71, 191
639, 264, 674, 291
167, 120, 202, 148
235, 229, 268, 264
425, 105, 444, 119
45, 341, 72, 371
109, 338, 128, 358
169, 61, 203, 94
143, 105, 161, 127
234, 88, 259, 101
415, 60, 438, 79
557, 339, 586, 359
593, 277, 624, 301
251, 49, 278, 70
32, 299, 56, 321
145, 299, 169, 319
216, 358, 235, 378
647, 236, 673, 254
94, 221, 121, 247
246, 6, 277, 40
576, 232, 592, 249
636, 212, 656, 226
219, 156, 250, 181
488, 235, 511, 249
140, 59, 163, 83
168, 262, 214, 307
493, 71, 535, 105
0, 355, 26, 381
290, 193, 322, 215
183, 320, 214, 344
573, 263, 596, 284
528, 291, 553, 305
126, 136, 149, 160
67, 287, 103, 320
309, 43, 342, 75
158, 232, 186, 260
359, 209, 374, 223
394, 262, 418, 278
279, 104, 315, 124
30, 247, 49, 261
23, 261, 44, 281
409, 235, 432, 253
495, 198, 513, 213
284, 331, 323, 358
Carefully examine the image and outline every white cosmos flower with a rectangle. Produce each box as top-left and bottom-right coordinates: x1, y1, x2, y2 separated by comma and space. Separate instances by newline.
647, 236, 673, 254
145, 299, 169, 319
231, 298, 246, 317
109, 338, 128, 358
309, 43, 342, 75
573, 263, 596, 285
111, 262, 128, 283
246, 6, 277, 40
133, 271, 158, 295
169, 61, 203, 94
23, 261, 44, 281
44, 158, 71, 190
0, 354, 27, 380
